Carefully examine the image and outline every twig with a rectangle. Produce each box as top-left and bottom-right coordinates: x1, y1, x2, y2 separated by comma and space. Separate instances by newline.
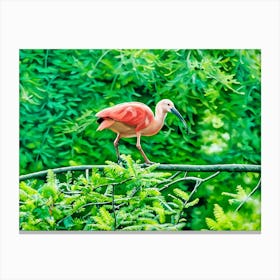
61, 191, 82, 195
57, 201, 113, 226
169, 171, 182, 180
176, 180, 201, 224
174, 172, 220, 223
19, 164, 261, 181
92, 49, 111, 71
155, 171, 182, 188
201, 171, 221, 182
114, 185, 141, 210
181, 172, 219, 204
159, 172, 220, 192
112, 185, 117, 230
94, 177, 134, 190
159, 176, 201, 192
85, 169, 89, 181
235, 178, 261, 212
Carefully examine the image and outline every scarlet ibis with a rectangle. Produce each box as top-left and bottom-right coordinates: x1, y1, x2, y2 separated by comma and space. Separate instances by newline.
96, 99, 187, 164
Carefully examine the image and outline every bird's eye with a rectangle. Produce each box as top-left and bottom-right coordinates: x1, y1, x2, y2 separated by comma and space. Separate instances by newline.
167, 103, 170, 106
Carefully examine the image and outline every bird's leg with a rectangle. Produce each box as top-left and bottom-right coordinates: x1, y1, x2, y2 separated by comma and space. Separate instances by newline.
136, 133, 154, 164
114, 134, 121, 164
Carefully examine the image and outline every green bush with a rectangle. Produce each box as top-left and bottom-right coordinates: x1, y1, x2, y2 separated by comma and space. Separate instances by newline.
20, 156, 260, 231
20, 156, 196, 230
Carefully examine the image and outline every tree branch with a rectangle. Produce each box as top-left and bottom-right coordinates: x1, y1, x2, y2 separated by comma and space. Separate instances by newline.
19, 164, 261, 181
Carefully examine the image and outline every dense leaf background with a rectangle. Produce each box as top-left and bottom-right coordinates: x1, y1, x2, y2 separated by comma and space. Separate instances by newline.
19, 49, 261, 230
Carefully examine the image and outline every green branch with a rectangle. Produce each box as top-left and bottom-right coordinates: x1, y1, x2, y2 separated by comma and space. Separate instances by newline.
19, 164, 261, 181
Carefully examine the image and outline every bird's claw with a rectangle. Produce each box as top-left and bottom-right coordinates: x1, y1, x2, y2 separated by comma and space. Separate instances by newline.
117, 158, 124, 166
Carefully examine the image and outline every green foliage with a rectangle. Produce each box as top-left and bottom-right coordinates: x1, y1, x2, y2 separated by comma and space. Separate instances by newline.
19, 49, 261, 231
18, 156, 184, 230
19, 156, 259, 231
205, 185, 261, 231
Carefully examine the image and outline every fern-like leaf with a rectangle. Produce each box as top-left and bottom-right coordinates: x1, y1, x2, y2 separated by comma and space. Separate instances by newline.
151, 201, 166, 223
39, 170, 58, 199
173, 188, 189, 201
184, 198, 199, 209
206, 204, 234, 230
236, 185, 247, 199
205, 217, 219, 230
99, 206, 114, 226
213, 204, 226, 224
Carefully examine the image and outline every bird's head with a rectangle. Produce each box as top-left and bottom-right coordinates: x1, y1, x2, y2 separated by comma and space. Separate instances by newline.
157, 99, 188, 131
158, 99, 175, 113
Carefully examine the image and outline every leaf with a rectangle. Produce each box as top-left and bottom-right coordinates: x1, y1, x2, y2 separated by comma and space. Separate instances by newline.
184, 198, 199, 209
205, 218, 219, 230
63, 216, 74, 229
173, 188, 189, 201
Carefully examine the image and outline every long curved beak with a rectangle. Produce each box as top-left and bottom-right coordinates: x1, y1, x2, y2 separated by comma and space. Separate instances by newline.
170, 107, 188, 131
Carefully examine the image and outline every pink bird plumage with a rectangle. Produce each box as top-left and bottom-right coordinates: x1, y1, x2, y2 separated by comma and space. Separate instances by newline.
96, 99, 187, 164
96, 102, 154, 133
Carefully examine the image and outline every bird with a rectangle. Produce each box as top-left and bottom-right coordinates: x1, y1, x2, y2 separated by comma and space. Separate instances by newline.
95, 99, 187, 164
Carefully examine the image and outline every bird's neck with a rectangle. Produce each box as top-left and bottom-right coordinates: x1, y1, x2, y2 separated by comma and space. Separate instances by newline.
154, 106, 167, 128
142, 106, 167, 136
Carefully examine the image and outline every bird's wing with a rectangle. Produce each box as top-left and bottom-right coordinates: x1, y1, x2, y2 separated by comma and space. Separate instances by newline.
96, 103, 154, 131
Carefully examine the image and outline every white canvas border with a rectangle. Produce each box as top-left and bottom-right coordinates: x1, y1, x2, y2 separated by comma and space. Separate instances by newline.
0, 0, 279, 279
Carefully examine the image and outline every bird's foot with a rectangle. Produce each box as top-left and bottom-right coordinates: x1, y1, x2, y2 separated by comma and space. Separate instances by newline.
117, 156, 131, 168
117, 158, 124, 166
